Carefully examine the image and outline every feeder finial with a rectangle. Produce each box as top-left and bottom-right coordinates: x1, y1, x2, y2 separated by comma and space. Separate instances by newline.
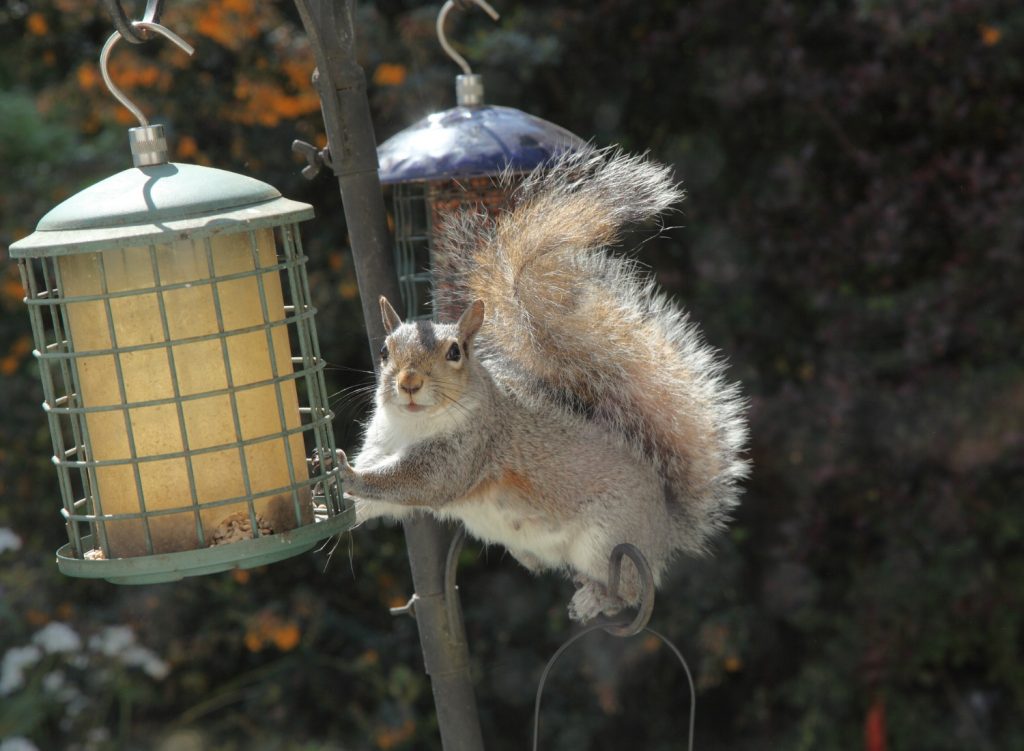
436, 0, 500, 107
99, 21, 195, 167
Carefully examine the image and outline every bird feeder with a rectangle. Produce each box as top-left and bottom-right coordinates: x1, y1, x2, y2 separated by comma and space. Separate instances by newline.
8, 22, 352, 584
377, 0, 585, 319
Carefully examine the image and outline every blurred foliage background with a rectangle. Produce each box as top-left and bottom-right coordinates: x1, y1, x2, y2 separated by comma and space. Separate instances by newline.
1, 0, 1023, 749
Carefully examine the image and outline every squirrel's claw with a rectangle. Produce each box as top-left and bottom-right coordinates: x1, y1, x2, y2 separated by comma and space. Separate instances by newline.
311, 447, 355, 477
335, 449, 357, 481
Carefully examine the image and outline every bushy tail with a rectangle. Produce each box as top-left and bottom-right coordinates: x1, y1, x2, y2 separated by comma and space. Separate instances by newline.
435, 147, 748, 553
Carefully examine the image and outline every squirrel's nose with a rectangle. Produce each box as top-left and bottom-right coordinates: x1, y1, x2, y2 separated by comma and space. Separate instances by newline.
398, 371, 423, 395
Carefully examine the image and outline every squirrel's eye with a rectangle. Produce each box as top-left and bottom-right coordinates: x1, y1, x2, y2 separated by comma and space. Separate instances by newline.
446, 342, 461, 362
380, 343, 389, 362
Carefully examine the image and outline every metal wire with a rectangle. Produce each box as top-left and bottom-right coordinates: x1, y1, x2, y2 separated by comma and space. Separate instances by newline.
282, 225, 344, 515
95, 249, 156, 554
532, 624, 696, 751
531, 545, 694, 749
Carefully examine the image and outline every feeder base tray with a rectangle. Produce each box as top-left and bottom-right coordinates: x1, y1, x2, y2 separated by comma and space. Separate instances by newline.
56, 507, 355, 584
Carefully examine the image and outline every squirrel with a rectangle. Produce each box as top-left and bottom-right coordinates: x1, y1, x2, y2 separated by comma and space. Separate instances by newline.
337, 147, 749, 622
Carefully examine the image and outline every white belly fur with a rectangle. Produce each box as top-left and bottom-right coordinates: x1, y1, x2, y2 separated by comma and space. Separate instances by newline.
438, 484, 583, 572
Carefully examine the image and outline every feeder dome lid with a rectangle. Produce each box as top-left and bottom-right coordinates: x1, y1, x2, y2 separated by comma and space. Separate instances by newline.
10, 162, 313, 257
377, 104, 586, 184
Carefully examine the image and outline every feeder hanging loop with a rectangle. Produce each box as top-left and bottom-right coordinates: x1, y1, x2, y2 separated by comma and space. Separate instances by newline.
436, 0, 500, 76
99, 21, 195, 129
99, 19, 194, 166
436, 0, 500, 106
101, 0, 164, 44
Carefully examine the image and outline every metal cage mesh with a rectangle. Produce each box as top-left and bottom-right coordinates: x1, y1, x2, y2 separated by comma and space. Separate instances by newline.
391, 176, 520, 321
17, 224, 351, 581
392, 182, 434, 320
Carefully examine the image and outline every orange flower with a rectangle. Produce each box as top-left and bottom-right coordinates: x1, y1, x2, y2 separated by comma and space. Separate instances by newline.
1, 276, 26, 308
282, 58, 315, 91
223, 0, 253, 14
0, 335, 32, 376
195, 0, 261, 50
244, 630, 264, 653
979, 24, 1001, 47
357, 649, 379, 666
176, 135, 200, 160
76, 64, 101, 91
244, 611, 301, 652
374, 718, 415, 750
641, 634, 661, 653
26, 12, 49, 36
373, 63, 408, 87
114, 107, 138, 126
270, 622, 300, 652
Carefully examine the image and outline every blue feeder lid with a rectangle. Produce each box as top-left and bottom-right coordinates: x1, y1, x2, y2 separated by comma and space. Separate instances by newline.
377, 104, 586, 185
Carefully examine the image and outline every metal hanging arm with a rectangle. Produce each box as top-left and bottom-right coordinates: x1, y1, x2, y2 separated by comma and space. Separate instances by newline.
289, 1, 486, 748
99, 22, 195, 128
101, 0, 164, 44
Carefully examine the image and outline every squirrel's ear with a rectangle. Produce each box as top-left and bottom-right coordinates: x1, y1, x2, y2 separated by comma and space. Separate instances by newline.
380, 296, 402, 334
457, 299, 485, 342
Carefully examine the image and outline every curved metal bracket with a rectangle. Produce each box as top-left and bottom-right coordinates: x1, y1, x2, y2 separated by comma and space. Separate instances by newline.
436, 0, 500, 76
99, 21, 195, 128
603, 543, 657, 637
443, 524, 467, 636
101, 0, 164, 44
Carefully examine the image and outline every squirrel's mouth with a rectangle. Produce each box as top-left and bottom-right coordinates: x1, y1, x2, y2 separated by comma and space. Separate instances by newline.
403, 403, 426, 413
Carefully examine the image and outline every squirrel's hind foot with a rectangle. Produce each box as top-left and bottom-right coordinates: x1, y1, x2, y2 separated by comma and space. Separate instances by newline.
568, 577, 627, 623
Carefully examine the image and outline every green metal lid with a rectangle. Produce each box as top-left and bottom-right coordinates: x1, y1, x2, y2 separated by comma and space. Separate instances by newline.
10, 162, 314, 257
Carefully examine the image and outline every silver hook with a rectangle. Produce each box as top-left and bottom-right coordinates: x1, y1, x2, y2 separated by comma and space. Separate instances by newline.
436, 0, 500, 76
100, 21, 195, 127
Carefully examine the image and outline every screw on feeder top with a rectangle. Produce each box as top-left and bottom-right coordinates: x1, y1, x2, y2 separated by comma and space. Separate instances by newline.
99, 20, 195, 167
437, 0, 500, 107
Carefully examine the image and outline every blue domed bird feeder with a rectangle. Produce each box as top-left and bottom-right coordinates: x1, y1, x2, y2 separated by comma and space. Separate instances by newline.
9, 22, 353, 584
376, 0, 585, 319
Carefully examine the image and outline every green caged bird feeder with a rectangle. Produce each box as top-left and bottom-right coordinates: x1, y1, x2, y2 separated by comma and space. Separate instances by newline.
8, 22, 353, 585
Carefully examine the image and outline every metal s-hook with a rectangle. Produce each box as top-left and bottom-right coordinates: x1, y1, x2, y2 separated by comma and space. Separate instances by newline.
436, 0, 500, 106
100, 21, 195, 128
99, 21, 195, 167
437, 0, 500, 76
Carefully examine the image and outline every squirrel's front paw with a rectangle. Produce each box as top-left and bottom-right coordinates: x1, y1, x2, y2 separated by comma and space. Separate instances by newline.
335, 449, 357, 481
312, 448, 357, 482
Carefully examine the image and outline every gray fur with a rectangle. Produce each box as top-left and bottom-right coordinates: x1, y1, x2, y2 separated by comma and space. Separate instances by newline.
345, 147, 749, 622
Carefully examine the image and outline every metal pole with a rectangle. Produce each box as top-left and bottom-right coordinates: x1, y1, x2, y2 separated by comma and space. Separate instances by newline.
290, 2, 485, 749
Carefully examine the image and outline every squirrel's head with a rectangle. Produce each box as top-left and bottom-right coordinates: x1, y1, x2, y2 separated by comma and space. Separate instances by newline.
376, 296, 486, 418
